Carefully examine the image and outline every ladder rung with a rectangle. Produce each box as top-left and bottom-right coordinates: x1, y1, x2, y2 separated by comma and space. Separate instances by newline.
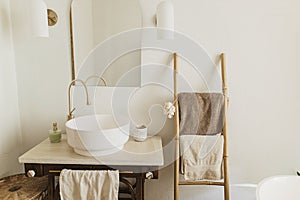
179, 181, 225, 186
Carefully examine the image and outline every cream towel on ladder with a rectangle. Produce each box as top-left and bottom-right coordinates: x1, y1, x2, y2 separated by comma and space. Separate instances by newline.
59, 169, 119, 200
180, 134, 223, 181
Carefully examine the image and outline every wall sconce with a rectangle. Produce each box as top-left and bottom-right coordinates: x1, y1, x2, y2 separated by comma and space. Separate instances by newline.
29, 0, 58, 37
47, 9, 58, 27
156, 1, 174, 39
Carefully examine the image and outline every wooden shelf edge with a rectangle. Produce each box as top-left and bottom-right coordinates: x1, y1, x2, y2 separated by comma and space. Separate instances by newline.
179, 181, 225, 186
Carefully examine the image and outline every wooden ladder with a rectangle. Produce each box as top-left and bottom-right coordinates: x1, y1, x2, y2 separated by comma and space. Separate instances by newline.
173, 53, 230, 200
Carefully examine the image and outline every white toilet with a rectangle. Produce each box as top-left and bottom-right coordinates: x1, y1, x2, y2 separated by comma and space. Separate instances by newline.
256, 176, 300, 200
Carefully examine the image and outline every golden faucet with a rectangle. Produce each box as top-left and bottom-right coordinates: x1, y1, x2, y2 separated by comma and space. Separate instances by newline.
67, 79, 90, 121
84, 75, 107, 86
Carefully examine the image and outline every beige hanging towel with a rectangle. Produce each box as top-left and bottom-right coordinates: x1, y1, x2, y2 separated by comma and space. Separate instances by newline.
59, 169, 119, 200
180, 134, 223, 180
178, 93, 224, 135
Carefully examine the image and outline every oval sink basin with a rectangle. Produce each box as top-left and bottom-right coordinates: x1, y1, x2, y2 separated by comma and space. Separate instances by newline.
65, 114, 130, 156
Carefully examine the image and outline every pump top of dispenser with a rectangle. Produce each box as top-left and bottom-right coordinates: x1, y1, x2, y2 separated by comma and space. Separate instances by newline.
52, 122, 58, 131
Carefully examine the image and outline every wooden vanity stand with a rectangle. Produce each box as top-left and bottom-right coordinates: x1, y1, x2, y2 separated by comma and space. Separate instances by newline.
19, 135, 164, 200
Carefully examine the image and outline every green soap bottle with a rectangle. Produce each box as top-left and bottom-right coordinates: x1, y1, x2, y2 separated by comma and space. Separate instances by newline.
49, 122, 61, 143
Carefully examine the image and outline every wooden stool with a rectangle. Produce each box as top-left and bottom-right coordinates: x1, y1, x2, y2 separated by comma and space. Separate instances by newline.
0, 174, 48, 200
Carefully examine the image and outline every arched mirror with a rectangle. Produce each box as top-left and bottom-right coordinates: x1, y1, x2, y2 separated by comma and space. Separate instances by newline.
71, 0, 142, 86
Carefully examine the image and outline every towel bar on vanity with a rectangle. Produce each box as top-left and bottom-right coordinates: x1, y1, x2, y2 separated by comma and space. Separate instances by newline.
47, 170, 154, 180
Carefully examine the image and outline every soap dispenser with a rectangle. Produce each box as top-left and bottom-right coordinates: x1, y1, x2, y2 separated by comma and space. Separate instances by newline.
49, 122, 61, 143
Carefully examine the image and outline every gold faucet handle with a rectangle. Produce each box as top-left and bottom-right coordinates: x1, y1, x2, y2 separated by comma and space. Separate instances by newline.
70, 108, 76, 114
67, 108, 76, 121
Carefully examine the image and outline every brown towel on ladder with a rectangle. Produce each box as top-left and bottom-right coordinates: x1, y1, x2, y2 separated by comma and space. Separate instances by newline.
178, 93, 224, 135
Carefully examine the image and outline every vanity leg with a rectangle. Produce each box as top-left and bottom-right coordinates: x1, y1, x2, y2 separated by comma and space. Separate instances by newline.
136, 176, 145, 200
48, 174, 55, 200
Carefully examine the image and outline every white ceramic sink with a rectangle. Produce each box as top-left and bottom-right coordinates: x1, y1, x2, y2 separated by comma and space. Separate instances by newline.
65, 114, 130, 156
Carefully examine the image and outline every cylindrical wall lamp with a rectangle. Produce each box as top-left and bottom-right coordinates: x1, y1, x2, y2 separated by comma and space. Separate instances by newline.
156, 1, 174, 39
29, 0, 49, 37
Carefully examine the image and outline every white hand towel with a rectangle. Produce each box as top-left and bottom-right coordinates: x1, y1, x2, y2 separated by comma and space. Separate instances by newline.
180, 134, 223, 181
59, 169, 119, 200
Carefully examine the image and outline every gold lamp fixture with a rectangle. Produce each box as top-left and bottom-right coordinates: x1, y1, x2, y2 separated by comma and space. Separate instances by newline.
47, 9, 58, 26
29, 0, 58, 37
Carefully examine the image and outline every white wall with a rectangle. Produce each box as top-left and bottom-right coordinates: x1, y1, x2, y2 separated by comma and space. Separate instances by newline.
0, 0, 23, 178
10, 0, 71, 151
5, 0, 300, 199
141, 0, 300, 199
174, 0, 300, 183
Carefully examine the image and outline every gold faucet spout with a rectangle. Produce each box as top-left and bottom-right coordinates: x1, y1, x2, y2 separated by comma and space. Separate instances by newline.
84, 75, 107, 86
67, 79, 90, 120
